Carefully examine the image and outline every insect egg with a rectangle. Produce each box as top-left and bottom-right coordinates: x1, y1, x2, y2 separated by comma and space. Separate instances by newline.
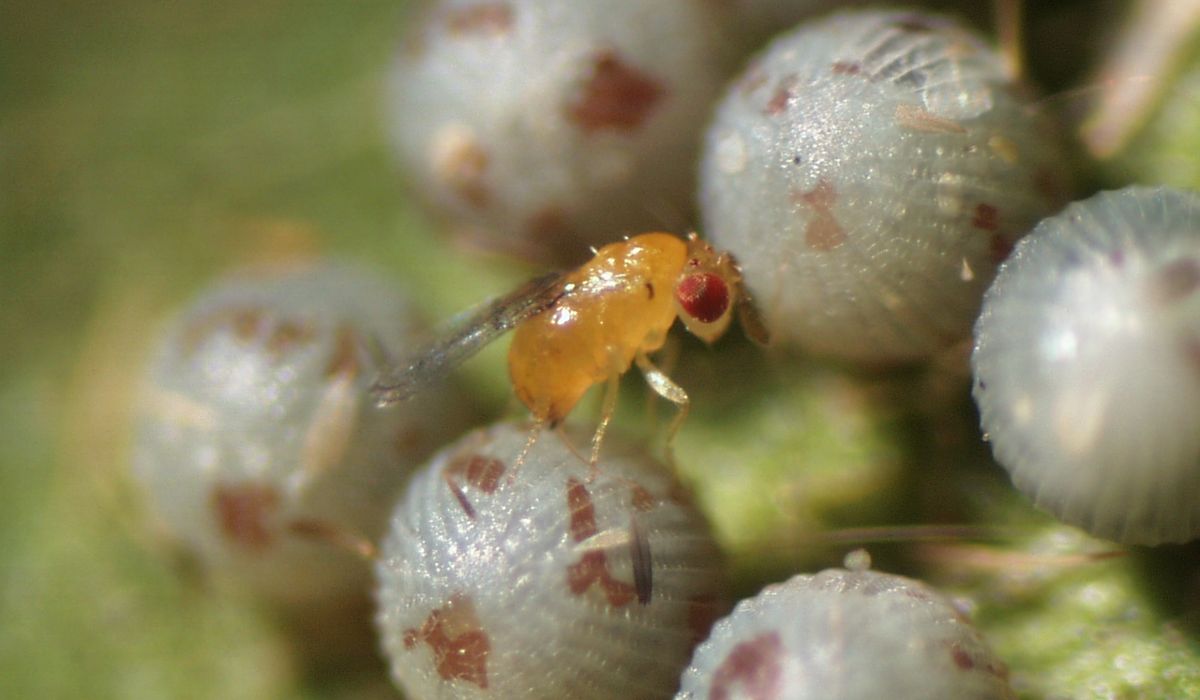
387, 0, 736, 262
699, 9, 1072, 363
972, 185, 1200, 545
375, 421, 726, 699
132, 262, 474, 608
675, 568, 1015, 700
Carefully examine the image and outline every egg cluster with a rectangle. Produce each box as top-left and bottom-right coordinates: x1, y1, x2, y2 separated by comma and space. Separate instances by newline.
130, 2, 1200, 699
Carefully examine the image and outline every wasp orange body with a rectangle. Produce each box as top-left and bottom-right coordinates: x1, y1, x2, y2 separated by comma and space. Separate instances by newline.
373, 232, 763, 463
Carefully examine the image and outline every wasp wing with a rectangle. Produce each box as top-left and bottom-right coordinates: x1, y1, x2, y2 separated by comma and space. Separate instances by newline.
371, 271, 569, 406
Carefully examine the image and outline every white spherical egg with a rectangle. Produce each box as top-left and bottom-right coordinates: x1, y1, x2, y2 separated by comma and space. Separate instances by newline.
676, 568, 1015, 700
375, 421, 726, 699
700, 9, 1071, 363
973, 186, 1200, 545
388, 0, 734, 262
133, 262, 473, 607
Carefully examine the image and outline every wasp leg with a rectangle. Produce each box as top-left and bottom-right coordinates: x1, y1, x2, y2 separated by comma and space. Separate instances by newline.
512, 418, 546, 477
587, 355, 624, 479
634, 351, 689, 469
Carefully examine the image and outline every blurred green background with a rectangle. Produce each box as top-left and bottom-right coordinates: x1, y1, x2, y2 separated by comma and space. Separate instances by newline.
4, 1, 1200, 698
2, 2, 474, 697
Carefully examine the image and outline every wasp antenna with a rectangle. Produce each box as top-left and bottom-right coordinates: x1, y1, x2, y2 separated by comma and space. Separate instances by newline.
736, 292, 772, 346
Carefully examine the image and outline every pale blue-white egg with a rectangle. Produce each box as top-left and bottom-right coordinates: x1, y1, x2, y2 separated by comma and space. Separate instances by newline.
388, 0, 735, 262
133, 261, 474, 607
701, 9, 1071, 363
973, 186, 1200, 545
676, 568, 1015, 700
376, 421, 725, 699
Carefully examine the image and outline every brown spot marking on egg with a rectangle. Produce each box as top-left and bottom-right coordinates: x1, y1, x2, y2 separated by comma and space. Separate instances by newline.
324, 325, 362, 378
630, 483, 656, 512
1149, 257, 1200, 306
894, 104, 967, 134
971, 203, 999, 232
403, 594, 491, 689
445, 2, 513, 36
431, 128, 491, 209
565, 478, 638, 607
687, 594, 725, 644
946, 639, 1009, 678
567, 477, 598, 540
567, 50, 665, 133
949, 643, 975, 670
763, 76, 797, 116
265, 318, 316, 361
212, 482, 280, 551
831, 61, 862, 76
231, 308, 265, 342
567, 550, 639, 607
442, 453, 504, 520
452, 454, 506, 493
709, 631, 784, 700
794, 179, 846, 251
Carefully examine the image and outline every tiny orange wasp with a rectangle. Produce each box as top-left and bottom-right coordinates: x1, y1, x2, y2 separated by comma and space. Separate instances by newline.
372, 232, 767, 465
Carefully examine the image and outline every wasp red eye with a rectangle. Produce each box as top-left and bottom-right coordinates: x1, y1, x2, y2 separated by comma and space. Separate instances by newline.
676, 272, 730, 324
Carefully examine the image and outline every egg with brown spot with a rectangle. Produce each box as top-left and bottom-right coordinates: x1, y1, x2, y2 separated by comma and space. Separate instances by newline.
700, 9, 1072, 363
676, 569, 1015, 700
132, 262, 474, 608
375, 421, 726, 699
387, 0, 737, 262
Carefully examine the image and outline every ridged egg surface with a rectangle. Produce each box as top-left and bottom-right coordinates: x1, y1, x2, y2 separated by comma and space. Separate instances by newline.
375, 422, 726, 699
701, 9, 1071, 363
676, 568, 1015, 700
973, 186, 1200, 545
388, 0, 734, 262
